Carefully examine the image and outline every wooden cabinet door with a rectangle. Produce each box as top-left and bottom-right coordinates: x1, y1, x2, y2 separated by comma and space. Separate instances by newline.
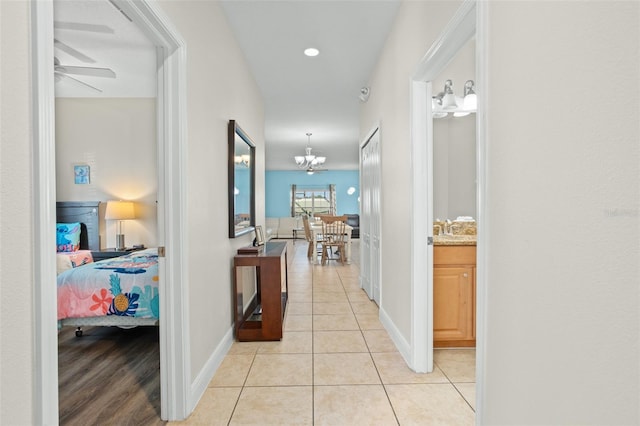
433, 266, 474, 344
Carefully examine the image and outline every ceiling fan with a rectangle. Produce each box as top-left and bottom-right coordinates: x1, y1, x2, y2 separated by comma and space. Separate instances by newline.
54, 56, 116, 92
303, 164, 328, 175
53, 20, 116, 92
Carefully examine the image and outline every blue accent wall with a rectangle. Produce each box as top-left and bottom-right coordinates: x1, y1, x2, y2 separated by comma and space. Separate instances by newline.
265, 170, 360, 217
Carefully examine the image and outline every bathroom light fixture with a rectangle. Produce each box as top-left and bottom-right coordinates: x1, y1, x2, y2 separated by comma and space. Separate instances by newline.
432, 79, 477, 118
294, 132, 326, 170
359, 87, 370, 102
304, 47, 320, 57
441, 80, 457, 110
454, 80, 477, 117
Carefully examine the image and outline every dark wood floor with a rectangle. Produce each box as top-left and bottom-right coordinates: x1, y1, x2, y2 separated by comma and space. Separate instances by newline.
58, 326, 165, 426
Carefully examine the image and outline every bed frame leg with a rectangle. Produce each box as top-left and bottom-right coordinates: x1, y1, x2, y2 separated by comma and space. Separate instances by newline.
75, 327, 83, 337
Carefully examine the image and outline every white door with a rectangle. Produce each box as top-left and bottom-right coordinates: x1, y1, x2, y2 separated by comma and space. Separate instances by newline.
369, 130, 382, 304
360, 127, 381, 304
360, 137, 372, 297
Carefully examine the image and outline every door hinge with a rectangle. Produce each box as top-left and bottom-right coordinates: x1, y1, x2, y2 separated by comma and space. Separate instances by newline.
158, 246, 166, 257
427, 237, 434, 246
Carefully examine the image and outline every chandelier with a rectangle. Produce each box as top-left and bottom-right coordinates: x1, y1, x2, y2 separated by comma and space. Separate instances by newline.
432, 79, 477, 118
294, 133, 326, 169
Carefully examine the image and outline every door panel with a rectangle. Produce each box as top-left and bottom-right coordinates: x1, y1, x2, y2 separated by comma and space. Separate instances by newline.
360, 128, 380, 303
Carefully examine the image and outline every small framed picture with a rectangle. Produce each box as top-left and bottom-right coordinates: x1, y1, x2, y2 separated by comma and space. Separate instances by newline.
74, 165, 90, 185
254, 225, 265, 246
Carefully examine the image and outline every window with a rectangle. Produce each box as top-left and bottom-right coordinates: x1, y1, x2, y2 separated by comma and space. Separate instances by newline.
291, 185, 336, 217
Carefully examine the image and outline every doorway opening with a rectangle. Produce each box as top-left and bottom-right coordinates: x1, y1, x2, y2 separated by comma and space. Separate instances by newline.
32, 0, 189, 422
409, 0, 488, 420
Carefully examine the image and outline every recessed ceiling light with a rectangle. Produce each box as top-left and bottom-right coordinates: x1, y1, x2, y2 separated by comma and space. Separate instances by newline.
304, 47, 320, 57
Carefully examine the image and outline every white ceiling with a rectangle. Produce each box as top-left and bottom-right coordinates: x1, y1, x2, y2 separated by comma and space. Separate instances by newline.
53, 0, 400, 171
220, 1, 399, 170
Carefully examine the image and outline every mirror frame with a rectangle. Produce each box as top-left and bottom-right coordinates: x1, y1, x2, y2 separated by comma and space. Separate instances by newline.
228, 120, 256, 238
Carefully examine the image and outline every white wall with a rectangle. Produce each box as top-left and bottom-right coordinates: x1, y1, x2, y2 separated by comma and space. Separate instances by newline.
433, 114, 476, 220
483, 2, 639, 424
0, 1, 35, 424
55, 98, 158, 249
360, 0, 464, 350
156, 0, 265, 383
433, 39, 476, 220
363, 0, 639, 424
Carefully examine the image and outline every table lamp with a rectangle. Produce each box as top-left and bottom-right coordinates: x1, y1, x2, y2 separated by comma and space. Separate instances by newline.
104, 200, 136, 250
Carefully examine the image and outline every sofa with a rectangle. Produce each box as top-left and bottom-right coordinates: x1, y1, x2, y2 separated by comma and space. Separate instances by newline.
345, 214, 360, 239
265, 216, 303, 239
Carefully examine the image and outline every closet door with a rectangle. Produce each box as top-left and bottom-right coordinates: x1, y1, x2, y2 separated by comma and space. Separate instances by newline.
360, 128, 381, 304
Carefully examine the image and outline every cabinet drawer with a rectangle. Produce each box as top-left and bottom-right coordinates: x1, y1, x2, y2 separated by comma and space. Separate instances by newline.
434, 245, 476, 266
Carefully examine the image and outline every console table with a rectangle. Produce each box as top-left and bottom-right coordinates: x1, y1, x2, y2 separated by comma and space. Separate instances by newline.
233, 241, 288, 341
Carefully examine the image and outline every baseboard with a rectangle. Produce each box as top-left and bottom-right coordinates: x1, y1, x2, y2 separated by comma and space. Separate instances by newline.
188, 325, 234, 413
378, 306, 412, 367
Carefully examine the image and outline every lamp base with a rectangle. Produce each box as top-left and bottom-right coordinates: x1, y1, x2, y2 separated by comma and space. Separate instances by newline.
115, 234, 126, 251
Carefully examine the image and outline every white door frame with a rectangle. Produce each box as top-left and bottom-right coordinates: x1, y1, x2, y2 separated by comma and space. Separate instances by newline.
32, 0, 190, 422
409, 1, 488, 419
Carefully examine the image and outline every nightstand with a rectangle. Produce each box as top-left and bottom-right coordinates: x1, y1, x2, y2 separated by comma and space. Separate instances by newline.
91, 248, 141, 261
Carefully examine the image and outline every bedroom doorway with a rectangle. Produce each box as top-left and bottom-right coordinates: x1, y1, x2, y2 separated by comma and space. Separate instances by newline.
33, 1, 189, 423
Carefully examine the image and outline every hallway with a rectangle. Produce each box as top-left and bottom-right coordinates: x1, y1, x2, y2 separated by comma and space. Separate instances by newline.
171, 240, 475, 425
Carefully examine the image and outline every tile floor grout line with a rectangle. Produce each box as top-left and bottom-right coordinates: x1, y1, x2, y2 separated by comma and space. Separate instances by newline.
451, 382, 477, 413
433, 358, 477, 413
226, 341, 258, 425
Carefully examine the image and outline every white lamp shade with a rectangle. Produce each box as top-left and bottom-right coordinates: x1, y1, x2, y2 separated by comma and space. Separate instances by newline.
294, 156, 305, 164
105, 201, 136, 220
463, 93, 477, 111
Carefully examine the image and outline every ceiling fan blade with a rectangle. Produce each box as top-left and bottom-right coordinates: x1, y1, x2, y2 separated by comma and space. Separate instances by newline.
58, 65, 116, 79
55, 71, 103, 93
54, 39, 96, 64
54, 21, 114, 34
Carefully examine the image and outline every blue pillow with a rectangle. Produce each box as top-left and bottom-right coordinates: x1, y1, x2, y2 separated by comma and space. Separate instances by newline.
56, 222, 81, 252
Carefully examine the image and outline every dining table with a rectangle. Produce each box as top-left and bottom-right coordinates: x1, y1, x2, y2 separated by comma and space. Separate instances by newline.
308, 221, 353, 265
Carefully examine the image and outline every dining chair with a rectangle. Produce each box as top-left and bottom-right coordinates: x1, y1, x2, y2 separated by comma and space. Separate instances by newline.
320, 219, 346, 265
302, 215, 320, 260
316, 214, 348, 224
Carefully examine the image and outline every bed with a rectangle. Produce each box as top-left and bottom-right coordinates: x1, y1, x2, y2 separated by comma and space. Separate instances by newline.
56, 201, 159, 336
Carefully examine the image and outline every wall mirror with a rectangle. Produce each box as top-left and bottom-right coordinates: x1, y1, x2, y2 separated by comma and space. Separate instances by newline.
228, 120, 256, 238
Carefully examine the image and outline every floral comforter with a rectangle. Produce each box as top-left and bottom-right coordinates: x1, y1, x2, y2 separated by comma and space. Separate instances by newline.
57, 248, 159, 320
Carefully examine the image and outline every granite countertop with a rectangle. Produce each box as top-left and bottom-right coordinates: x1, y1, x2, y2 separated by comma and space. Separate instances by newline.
433, 234, 477, 246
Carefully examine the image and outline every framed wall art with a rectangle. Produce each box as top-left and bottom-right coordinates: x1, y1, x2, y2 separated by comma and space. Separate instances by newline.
74, 165, 90, 185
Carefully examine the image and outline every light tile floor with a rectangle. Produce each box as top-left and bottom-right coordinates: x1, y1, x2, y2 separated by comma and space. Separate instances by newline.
170, 240, 475, 425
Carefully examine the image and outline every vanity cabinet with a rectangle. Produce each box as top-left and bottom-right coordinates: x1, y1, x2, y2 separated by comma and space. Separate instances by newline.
433, 245, 476, 347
